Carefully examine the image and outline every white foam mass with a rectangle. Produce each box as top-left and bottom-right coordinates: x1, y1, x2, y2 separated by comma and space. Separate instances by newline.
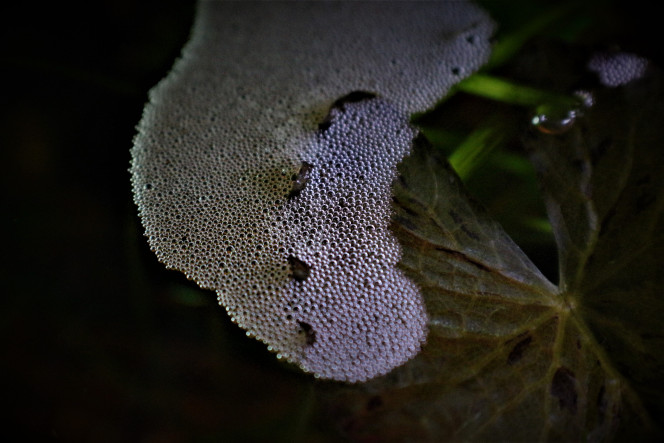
588, 51, 649, 87
131, 1, 494, 382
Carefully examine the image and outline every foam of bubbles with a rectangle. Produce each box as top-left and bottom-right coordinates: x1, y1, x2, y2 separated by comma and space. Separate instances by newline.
588, 51, 649, 87
130, 1, 494, 382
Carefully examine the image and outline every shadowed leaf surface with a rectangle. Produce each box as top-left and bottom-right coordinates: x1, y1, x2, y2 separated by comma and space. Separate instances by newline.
312, 73, 664, 441
525, 70, 664, 436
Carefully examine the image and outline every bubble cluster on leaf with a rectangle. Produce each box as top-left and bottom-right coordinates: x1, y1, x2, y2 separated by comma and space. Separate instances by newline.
130, 1, 494, 382
588, 51, 649, 87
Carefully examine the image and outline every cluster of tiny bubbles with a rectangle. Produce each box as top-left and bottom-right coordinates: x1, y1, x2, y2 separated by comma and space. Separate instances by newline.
587, 50, 649, 88
278, 95, 428, 382
130, 1, 494, 383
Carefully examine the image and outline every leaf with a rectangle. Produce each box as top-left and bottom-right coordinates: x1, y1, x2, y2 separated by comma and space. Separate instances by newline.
525, 72, 664, 437
312, 75, 664, 440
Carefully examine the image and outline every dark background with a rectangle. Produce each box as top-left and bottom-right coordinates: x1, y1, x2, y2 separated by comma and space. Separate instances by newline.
2, 1, 661, 441
2, 1, 312, 441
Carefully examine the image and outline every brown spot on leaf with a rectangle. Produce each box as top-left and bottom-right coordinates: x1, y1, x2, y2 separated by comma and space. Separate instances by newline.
289, 162, 314, 198
297, 321, 316, 345
288, 255, 311, 282
319, 91, 378, 132
366, 395, 383, 411
332, 90, 377, 108
507, 335, 532, 365
318, 118, 333, 132
551, 367, 578, 414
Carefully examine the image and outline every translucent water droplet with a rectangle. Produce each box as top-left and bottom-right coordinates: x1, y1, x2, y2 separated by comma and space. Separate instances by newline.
531, 90, 593, 135
531, 110, 577, 135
